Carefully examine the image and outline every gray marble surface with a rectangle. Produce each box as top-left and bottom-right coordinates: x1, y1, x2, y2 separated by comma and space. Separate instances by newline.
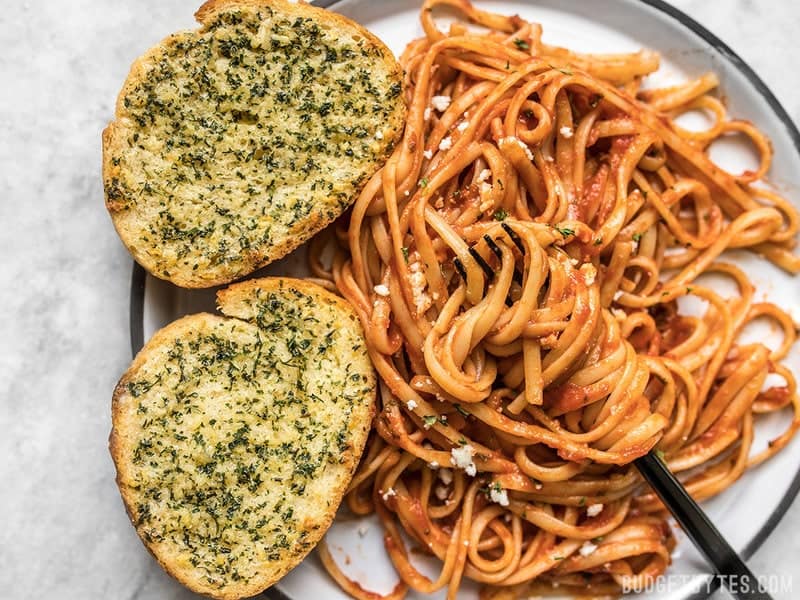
0, 1, 798, 599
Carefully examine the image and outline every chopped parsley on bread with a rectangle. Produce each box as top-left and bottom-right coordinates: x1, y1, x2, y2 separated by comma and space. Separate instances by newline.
103, 0, 405, 287
110, 277, 376, 599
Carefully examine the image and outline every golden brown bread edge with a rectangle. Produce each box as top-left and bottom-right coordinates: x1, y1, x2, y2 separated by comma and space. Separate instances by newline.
103, 0, 406, 288
110, 277, 377, 599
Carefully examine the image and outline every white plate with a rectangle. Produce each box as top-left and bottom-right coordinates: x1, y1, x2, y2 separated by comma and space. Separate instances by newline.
130, 1, 800, 598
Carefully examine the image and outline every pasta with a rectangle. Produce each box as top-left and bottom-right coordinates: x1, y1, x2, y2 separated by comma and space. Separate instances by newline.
312, 0, 800, 597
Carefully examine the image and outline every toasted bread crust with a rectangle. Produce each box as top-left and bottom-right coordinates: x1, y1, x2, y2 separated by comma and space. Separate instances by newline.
104, 0, 405, 288
110, 279, 375, 599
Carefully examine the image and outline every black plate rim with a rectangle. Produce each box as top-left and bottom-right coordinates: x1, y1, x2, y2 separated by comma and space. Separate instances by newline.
127, 0, 800, 598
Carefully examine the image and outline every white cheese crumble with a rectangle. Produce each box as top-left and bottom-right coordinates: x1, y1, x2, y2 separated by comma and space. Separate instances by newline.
480, 181, 492, 195
373, 284, 390, 297
438, 136, 453, 151
423, 149, 433, 159
586, 503, 604, 517
374, 130, 384, 140
438, 468, 453, 485
406, 399, 418, 411
431, 95, 451, 112
489, 486, 509, 507
580, 264, 597, 286
559, 126, 574, 138
579, 541, 598, 556
428, 461, 439, 470
435, 485, 450, 501
424, 107, 431, 121
450, 444, 477, 476
408, 267, 432, 314
457, 120, 469, 132
381, 488, 397, 501
477, 168, 491, 183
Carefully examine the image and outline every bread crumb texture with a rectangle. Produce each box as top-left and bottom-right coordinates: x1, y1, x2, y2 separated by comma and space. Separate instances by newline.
111, 278, 375, 599
104, 0, 404, 287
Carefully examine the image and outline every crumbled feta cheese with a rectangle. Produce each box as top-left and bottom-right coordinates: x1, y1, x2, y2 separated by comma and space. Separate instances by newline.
431, 95, 451, 112
438, 136, 453, 151
559, 126, 573, 138
406, 399, 418, 411
544, 154, 554, 162
450, 444, 477, 476
457, 120, 469, 132
579, 541, 598, 556
404, 190, 410, 196
438, 468, 453, 485
381, 488, 396, 501
423, 149, 433, 159
480, 181, 492, 195
476, 169, 491, 184
375, 130, 384, 140
408, 268, 432, 314
580, 264, 597, 286
373, 284, 390, 296
424, 107, 431, 121
358, 525, 369, 537
428, 461, 439, 470
435, 485, 450, 500
586, 503, 604, 517
489, 485, 509, 507
535, 482, 543, 490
